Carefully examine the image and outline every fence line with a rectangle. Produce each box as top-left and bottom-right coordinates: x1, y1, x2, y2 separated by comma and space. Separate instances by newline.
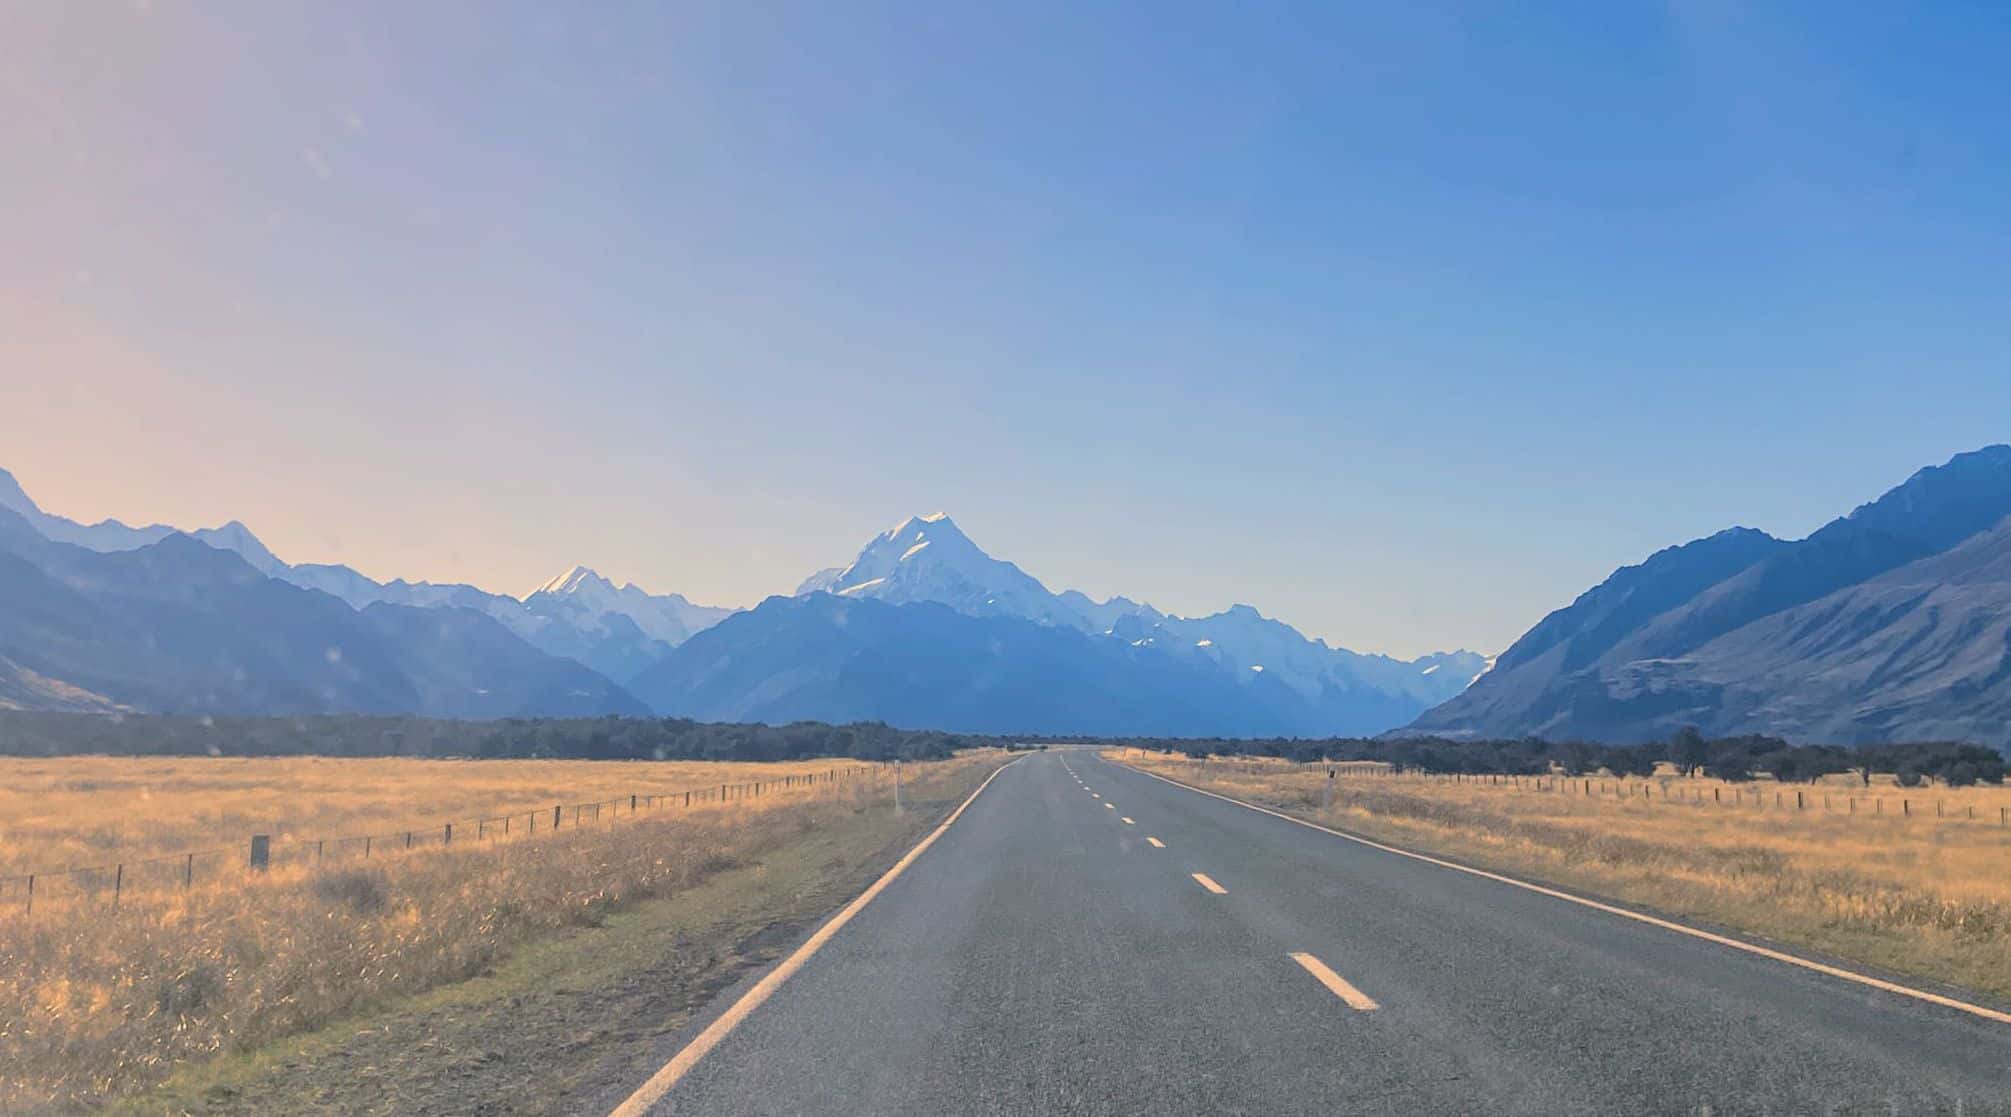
0, 764, 883, 915
1152, 752, 2011, 833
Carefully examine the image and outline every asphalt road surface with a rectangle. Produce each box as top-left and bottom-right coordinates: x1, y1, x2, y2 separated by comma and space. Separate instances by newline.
616, 750, 2011, 1115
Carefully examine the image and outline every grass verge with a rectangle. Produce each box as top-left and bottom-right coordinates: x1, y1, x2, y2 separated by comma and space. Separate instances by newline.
6, 753, 1005, 1114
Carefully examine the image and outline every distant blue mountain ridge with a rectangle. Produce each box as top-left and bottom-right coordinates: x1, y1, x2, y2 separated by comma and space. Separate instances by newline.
1408, 445, 2011, 749
0, 467, 1481, 733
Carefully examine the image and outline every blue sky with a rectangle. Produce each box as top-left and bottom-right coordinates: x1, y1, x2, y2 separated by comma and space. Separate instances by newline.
4, 2, 2009, 657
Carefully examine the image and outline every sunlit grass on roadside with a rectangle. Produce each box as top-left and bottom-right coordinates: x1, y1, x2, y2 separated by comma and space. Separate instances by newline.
1111, 749, 2011, 1004
0, 751, 1005, 1114
0, 754, 897, 877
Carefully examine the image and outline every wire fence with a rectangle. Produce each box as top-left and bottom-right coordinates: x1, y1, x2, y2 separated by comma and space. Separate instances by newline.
1181, 754, 2011, 831
0, 764, 883, 915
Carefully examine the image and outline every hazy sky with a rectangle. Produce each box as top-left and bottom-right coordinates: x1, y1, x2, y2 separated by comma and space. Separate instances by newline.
5, 3, 2010, 658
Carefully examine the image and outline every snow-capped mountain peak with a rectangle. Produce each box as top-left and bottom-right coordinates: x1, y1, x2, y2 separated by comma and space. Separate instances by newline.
805, 512, 1082, 626
884, 511, 954, 535
530, 564, 614, 599
523, 563, 736, 654
790, 512, 1489, 718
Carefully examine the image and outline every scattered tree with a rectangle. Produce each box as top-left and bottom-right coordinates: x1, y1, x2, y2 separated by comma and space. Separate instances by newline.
1669, 726, 1709, 778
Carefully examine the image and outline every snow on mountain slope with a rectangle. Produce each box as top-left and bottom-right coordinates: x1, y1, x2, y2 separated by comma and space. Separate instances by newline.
523, 564, 735, 647
4, 464, 1481, 727
809, 514, 1083, 627
272, 560, 737, 683
1055, 589, 1165, 631
799, 513, 1487, 713
512, 565, 736, 683
794, 566, 847, 594
1110, 604, 1484, 708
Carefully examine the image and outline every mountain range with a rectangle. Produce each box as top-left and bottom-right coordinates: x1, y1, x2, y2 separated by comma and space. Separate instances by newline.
0, 467, 1478, 733
637, 514, 1483, 735
0, 468, 734, 689
0, 504, 645, 718
10, 443, 2009, 744
1408, 445, 2011, 749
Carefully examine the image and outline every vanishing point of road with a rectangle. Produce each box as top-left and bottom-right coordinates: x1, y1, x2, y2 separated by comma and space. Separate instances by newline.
603, 750, 2011, 1115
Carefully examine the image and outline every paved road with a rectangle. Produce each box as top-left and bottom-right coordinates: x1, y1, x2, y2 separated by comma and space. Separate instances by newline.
623, 750, 2011, 1115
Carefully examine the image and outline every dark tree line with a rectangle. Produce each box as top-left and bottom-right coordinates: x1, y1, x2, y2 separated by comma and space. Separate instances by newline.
0, 711, 992, 763
1124, 729, 2007, 787
2, 711, 2002, 786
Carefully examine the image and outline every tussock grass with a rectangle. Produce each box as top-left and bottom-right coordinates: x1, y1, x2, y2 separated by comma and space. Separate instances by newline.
0, 755, 898, 877
1112, 750, 2011, 1003
0, 752, 1003, 1113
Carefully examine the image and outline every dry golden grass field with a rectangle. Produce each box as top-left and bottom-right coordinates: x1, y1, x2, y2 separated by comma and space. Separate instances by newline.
0, 751, 1009, 1114
0, 755, 909, 881
1111, 750, 2011, 1005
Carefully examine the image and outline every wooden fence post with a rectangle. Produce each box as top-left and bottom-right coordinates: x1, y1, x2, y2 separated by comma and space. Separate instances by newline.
250, 835, 271, 872
443, 823, 452, 845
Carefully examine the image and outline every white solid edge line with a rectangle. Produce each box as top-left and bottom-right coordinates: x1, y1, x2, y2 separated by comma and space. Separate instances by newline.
608, 757, 1025, 1116
1116, 760, 2011, 1027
